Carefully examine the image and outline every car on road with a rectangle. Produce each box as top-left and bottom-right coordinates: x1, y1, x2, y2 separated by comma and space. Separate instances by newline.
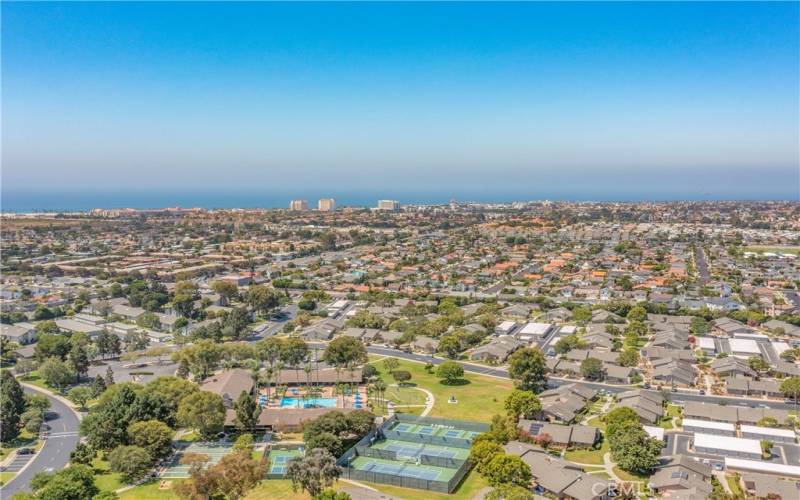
699, 390, 705, 395
17, 448, 35, 455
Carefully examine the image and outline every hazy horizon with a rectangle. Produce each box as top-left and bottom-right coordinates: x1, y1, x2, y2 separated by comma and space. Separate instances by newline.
2, 2, 799, 201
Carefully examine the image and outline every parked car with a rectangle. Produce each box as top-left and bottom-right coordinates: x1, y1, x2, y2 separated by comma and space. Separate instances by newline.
17, 448, 35, 455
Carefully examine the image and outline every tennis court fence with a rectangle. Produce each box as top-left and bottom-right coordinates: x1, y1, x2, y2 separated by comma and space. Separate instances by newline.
337, 414, 488, 493
355, 445, 467, 469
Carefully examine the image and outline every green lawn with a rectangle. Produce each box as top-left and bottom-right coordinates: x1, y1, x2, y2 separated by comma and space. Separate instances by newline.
93, 456, 125, 492
586, 415, 606, 430
118, 481, 179, 500
0, 472, 16, 486
1, 429, 40, 458
245, 480, 309, 499
369, 469, 490, 500
613, 467, 651, 483
367, 355, 513, 422
19, 372, 53, 392
564, 438, 608, 465
726, 474, 744, 498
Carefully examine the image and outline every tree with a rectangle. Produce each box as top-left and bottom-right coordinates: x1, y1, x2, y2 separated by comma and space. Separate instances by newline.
211, 281, 239, 306
605, 407, 640, 441
488, 414, 519, 444
580, 358, 604, 380
39, 357, 76, 392
435, 361, 464, 384
507, 348, 548, 393
485, 484, 535, 500
67, 386, 93, 410
382, 357, 400, 372
760, 440, 773, 459
1, 370, 25, 443
438, 335, 462, 359
123, 330, 150, 352
210, 451, 265, 500
315, 489, 351, 500
177, 391, 225, 439
609, 421, 662, 474
554, 334, 586, 354
105, 366, 115, 386
469, 439, 503, 473
298, 299, 316, 311
392, 370, 412, 386
618, 348, 640, 367
323, 337, 368, 373
68, 344, 90, 381
627, 305, 647, 323
128, 420, 173, 461
690, 316, 708, 335
305, 431, 344, 457
34, 334, 70, 361
108, 445, 153, 483
748, 356, 770, 374
26, 464, 98, 500
285, 448, 340, 497
481, 454, 531, 487
246, 285, 281, 316
780, 376, 800, 412
233, 433, 254, 454
69, 443, 95, 465
136, 313, 162, 330
234, 391, 261, 433
503, 390, 541, 420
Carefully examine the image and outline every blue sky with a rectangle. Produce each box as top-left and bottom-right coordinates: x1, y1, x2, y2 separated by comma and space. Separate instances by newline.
2, 1, 798, 201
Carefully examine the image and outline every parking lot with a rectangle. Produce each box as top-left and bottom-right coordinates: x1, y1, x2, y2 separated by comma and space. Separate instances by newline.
664, 431, 800, 470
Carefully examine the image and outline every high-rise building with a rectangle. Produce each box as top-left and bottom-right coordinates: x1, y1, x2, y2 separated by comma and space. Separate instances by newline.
377, 199, 400, 211
289, 199, 309, 211
318, 198, 336, 211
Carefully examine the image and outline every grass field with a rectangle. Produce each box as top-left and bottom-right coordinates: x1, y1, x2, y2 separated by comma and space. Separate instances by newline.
613, 466, 651, 483
564, 438, 608, 465
0, 472, 16, 486
369, 470, 490, 500
367, 355, 513, 422
745, 246, 800, 255
93, 455, 125, 492
0, 429, 40, 458
245, 480, 309, 499
118, 481, 180, 500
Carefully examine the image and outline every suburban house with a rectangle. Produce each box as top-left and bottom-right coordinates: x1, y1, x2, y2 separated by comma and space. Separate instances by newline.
616, 390, 664, 424
201, 369, 254, 408
504, 441, 611, 499
469, 336, 522, 363
648, 454, 713, 498
538, 384, 598, 424
0, 322, 37, 345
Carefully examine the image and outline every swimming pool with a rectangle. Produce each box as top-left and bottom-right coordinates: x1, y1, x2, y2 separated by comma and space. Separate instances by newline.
280, 397, 338, 408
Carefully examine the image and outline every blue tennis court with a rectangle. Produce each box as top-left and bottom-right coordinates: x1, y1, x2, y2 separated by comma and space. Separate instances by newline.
267, 448, 304, 476
361, 461, 440, 480
384, 442, 456, 458
393, 423, 414, 432
418, 426, 435, 434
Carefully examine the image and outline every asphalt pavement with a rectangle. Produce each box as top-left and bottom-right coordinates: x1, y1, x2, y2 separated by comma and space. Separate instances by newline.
0, 386, 81, 496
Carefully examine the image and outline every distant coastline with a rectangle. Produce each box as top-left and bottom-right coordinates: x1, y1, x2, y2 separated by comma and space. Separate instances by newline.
2, 189, 798, 213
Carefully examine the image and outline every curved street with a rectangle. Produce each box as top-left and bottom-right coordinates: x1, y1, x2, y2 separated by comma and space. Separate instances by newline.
0, 386, 81, 497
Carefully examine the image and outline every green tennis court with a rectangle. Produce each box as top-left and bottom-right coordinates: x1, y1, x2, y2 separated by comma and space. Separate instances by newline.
349, 456, 457, 482
389, 421, 480, 440
267, 448, 304, 476
160, 442, 234, 479
371, 439, 470, 460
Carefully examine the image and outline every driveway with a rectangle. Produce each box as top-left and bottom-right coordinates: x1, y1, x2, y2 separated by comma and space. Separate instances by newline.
0, 386, 80, 496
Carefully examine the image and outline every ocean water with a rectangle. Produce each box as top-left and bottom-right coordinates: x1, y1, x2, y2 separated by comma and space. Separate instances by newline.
1, 188, 794, 212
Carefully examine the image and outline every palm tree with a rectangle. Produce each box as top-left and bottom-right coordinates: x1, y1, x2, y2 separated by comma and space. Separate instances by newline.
304, 363, 313, 406
373, 379, 387, 414
263, 365, 275, 403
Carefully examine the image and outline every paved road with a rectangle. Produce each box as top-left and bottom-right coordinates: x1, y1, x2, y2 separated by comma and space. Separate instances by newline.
0, 386, 81, 496
695, 246, 711, 284
252, 304, 299, 340
357, 345, 798, 410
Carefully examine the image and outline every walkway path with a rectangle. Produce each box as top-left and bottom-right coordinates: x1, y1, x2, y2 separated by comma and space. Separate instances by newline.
415, 386, 435, 417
